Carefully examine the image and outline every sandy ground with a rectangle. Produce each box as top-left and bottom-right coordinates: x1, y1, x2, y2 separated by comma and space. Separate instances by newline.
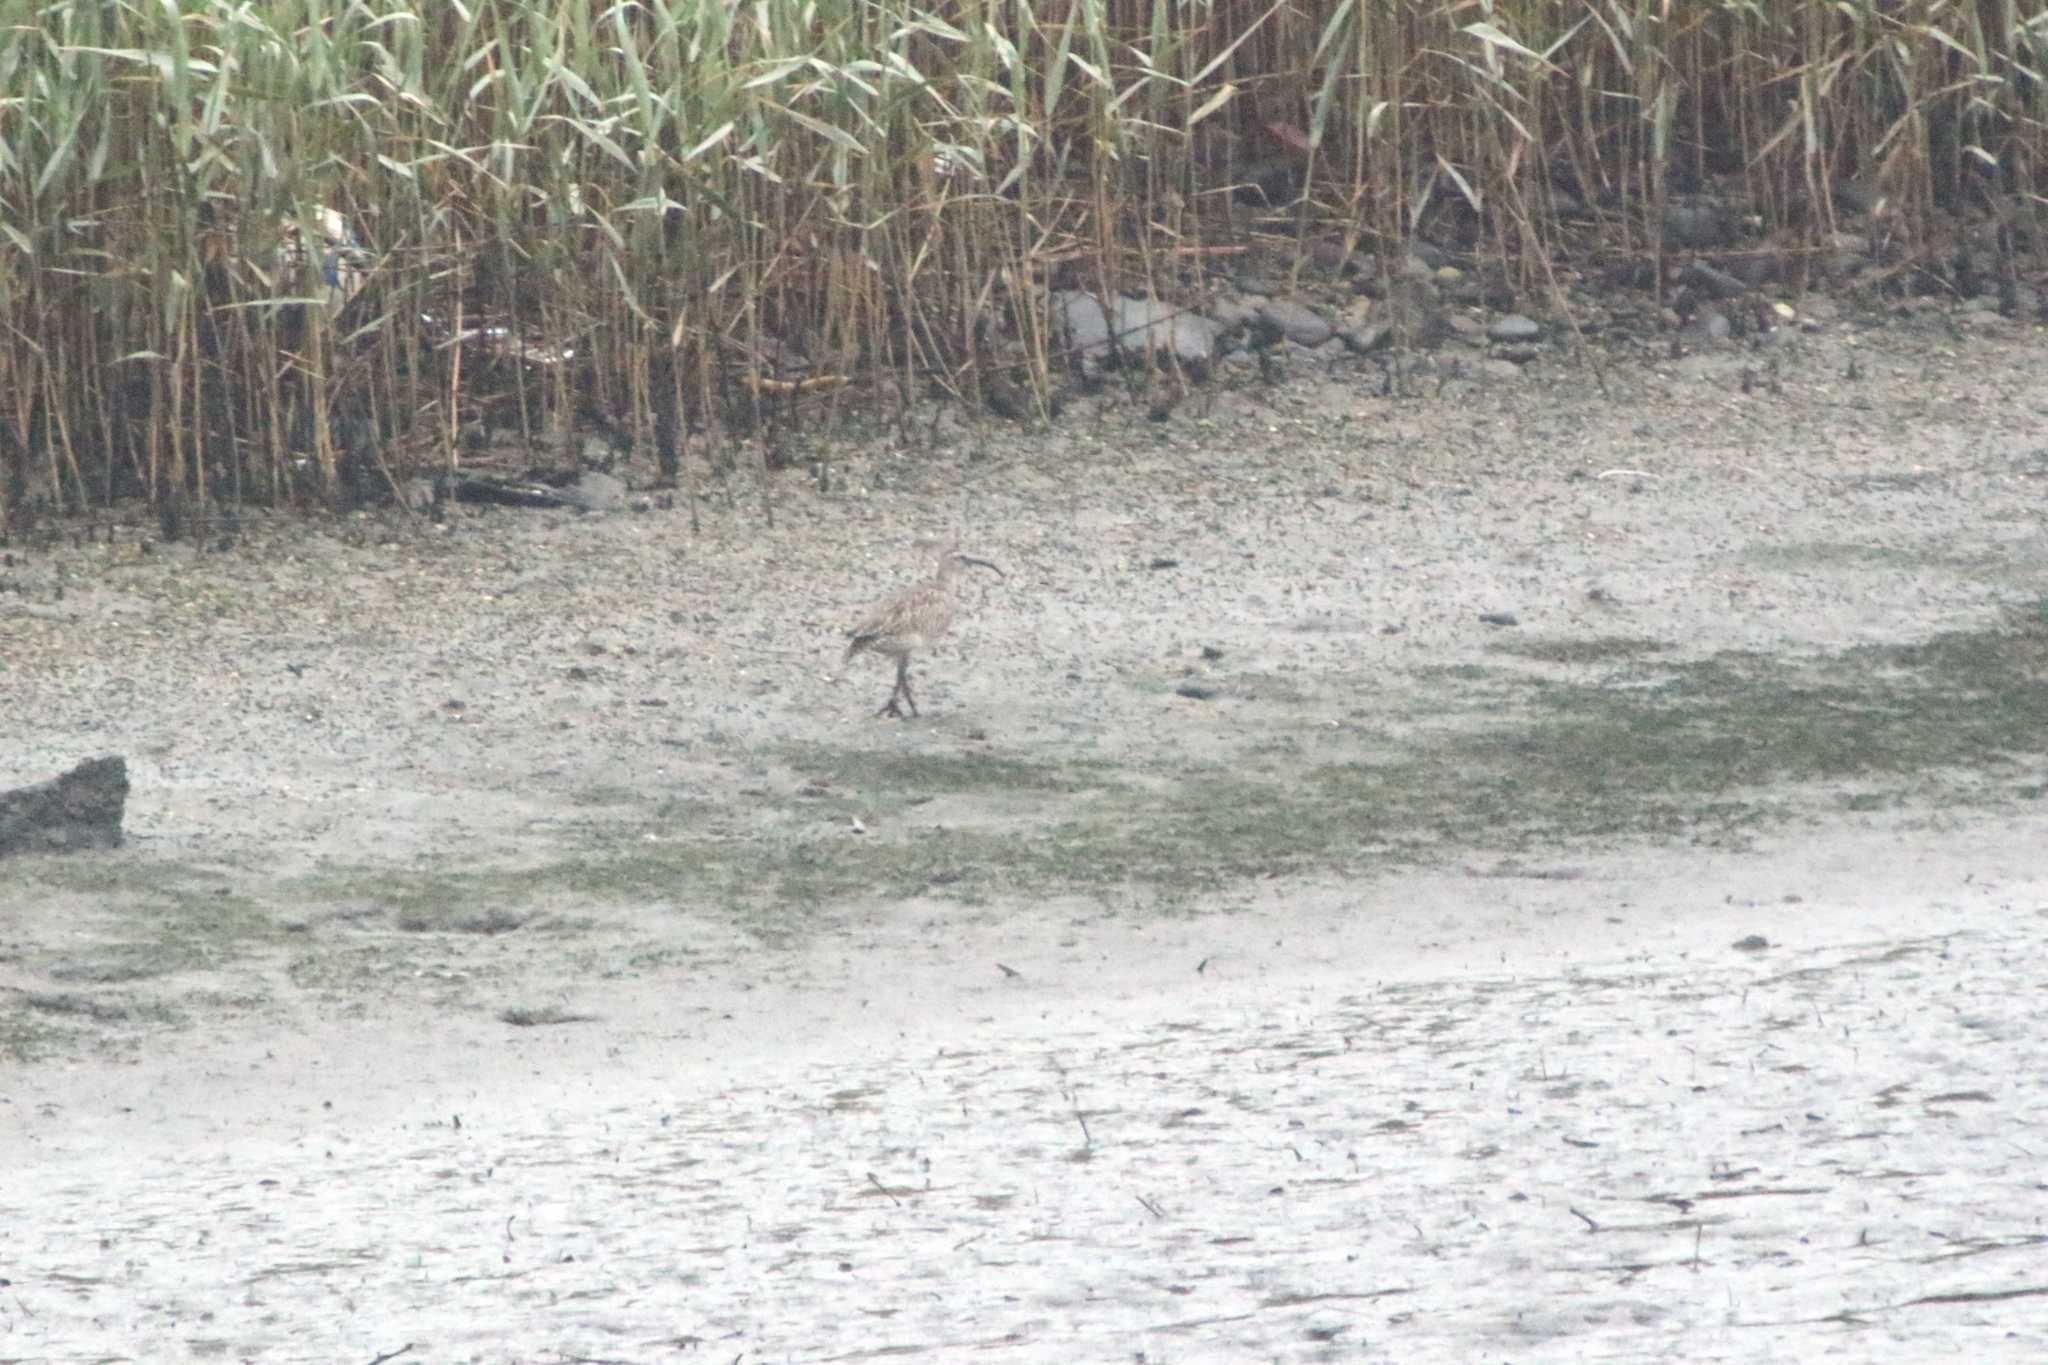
3, 303, 2047, 1362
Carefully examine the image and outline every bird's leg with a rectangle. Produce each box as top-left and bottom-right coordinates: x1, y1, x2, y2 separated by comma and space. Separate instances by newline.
899, 658, 919, 718
877, 656, 912, 719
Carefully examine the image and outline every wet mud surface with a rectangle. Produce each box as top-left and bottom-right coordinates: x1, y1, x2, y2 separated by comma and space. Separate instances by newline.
3, 309, 2047, 1360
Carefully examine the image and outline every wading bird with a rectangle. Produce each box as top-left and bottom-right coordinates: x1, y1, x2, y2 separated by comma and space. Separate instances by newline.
844, 545, 1004, 718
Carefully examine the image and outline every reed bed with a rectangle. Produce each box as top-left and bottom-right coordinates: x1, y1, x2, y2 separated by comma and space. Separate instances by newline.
1, 0, 2042, 526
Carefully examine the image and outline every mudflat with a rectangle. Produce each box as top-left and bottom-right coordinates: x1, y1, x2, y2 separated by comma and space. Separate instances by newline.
3, 310, 2045, 1362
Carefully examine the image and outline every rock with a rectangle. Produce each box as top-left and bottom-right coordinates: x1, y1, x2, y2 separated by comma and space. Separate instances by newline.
0, 756, 129, 857
1052, 289, 1114, 362
1254, 298, 1334, 348
1479, 280, 1518, 313
1663, 199, 1739, 248
562, 471, 629, 512
1206, 296, 1261, 341
1680, 263, 1748, 300
1447, 314, 1488, 346
1729, 253, 1785, 289
1488, 314, 1543, 343
1339, 323, 1395, 355
1830, 179, 1876, 216
1309, 239, 1364, 274
1234, 158, 1304, 207
1680, 310, 1732, 344
1111, 296, 1220, 373
1412, 311, 1456, 350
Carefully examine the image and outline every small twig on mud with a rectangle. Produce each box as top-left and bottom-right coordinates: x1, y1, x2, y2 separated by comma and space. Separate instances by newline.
366, 1345, 415, 1365
1571, 1207, 1601, 1232
1073, 1106, 1092, 1149
867, 1171, 902, 1206
1899, 1285, 2048, 1308
1136, 1193, 1165, 1219
1691, 1223, 1704, 1269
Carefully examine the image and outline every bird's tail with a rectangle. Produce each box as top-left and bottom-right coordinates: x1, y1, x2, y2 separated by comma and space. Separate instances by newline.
843, 633, 872, 663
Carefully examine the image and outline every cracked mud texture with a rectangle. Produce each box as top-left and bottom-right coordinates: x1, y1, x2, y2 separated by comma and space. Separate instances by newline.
3, 308, 2047, 1362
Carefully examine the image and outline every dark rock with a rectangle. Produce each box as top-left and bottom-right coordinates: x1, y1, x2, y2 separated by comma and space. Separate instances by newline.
1663, 199, 1740, 249
1255, 299, 1334, 348
1442, 278, 1479, 307
0, 756, 128, 857
1680, 262, 1748, 300
1550, 188, 1591, 219
1309, 239, 1365, 275
446, 475, 584, 510
1339, 323, 1394, 355
1234, 157, 1304, 208
1830, 180, 1876, 216
1412, 311, 1456, 350
1479, 279, 1518, 313
1729, 253, 1785, 289
1447, 314, 1488, 346
1207, 297, 1261, 337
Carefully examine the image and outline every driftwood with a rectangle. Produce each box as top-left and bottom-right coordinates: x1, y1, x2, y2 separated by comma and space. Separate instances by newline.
440, 470, 630, 513
0, 756, 129, 857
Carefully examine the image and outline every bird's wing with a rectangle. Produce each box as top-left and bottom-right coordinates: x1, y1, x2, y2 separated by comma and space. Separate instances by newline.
844, 583, 916, 659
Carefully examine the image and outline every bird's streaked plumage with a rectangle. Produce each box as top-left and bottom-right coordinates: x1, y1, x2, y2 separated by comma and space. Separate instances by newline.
845, 545, 1003, 718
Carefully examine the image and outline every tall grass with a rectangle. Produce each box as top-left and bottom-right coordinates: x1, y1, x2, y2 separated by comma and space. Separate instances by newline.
1, 0, 2042, 527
